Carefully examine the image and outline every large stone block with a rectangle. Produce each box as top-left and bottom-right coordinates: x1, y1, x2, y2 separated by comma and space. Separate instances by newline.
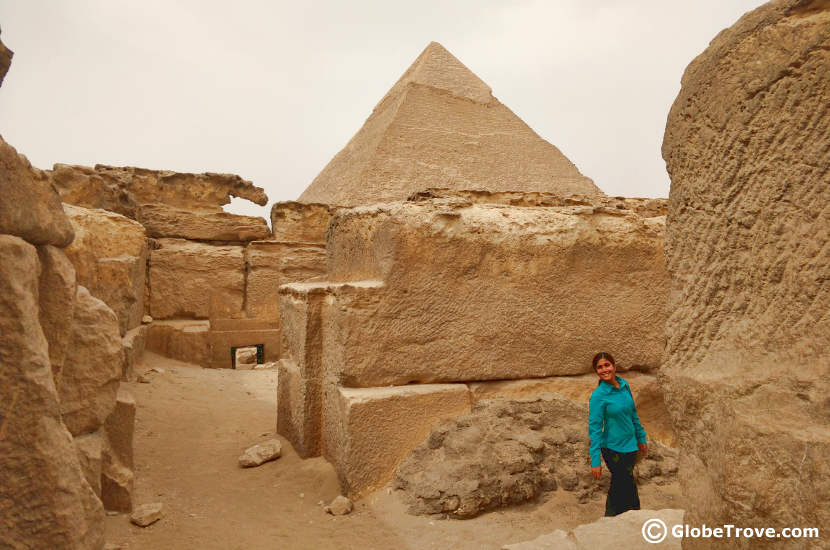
276, 359, 322, 458
0, 137, 74, 246
58, 286, 123, 437
137, 203, 270, 242
270, 202, 336, 243
74, 431, 103, 497
146, 320, 210, 366
149, 238, 244, 319
245, 240, 327, 320
63, 203, 147, 335
661, 2, 830, 547
122, 324, 149, 380
0, 234, 104, 550
37, 245, 77, 375
298, 198, 668, 386
102, 388, 135, 512
325, 384, 471, 498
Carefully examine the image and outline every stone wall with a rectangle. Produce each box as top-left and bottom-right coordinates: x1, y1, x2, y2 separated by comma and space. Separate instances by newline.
277, 193, 670, 498
661, 1, 830, 548
0, 136, 134, 550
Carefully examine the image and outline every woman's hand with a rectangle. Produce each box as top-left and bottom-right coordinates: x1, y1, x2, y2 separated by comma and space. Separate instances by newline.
591, 466, 602, 480
638, 442, 648, 460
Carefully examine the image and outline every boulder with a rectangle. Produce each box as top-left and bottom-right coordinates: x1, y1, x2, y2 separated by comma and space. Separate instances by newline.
37, 245, 78, 375
0, 137, 74, 246
74, 431, 103, 497
0, 235, 104, 549
395, 395, 677, 518
58, 286, 123, 437
62, 203, 147, 335
137, 203, 270, 242
148, 239, 244, 319
661, 1, 830, 546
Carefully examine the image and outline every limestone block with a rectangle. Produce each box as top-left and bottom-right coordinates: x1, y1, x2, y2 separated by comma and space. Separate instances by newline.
327, 384, 471, 498
502, 530, 576, 550
101, 461, 134, 513
245, 240, 327, 320
149, 238, 244, 320
298, 42, 601, 206
37, 245, 77, 375
51, 164, 267, 215
0, 235, 104, 549
276, 359, 322, 458
313, 199, 668, 386
137, 203, 270, 242
0, 137, 74, 246
63, 203, 147, 335
104, 388, 135, 470
238, 439, 281, 467
74, 431, 103, 497
661, 2, 830, 546
146, 320, 210, 366
58, 286, 124, 437
270, 202, 336, 244
122, 324, 149, 380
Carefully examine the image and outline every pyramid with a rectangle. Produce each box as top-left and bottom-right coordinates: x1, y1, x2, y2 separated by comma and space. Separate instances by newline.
299, 42, 602, 206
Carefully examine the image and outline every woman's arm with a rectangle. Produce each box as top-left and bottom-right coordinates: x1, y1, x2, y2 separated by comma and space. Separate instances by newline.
588, 393, 605, 475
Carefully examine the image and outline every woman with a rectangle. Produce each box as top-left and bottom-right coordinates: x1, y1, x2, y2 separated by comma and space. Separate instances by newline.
588, 352, 648, 516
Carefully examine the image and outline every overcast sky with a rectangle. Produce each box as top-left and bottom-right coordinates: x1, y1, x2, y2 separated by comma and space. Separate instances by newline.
0, 0, 765, 219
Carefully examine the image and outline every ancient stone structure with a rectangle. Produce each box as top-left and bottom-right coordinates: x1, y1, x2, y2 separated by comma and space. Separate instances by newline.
277, 190, 670, 497
661, 1, 830, 548
0, 136, 134, 549
299, 42, 602, 206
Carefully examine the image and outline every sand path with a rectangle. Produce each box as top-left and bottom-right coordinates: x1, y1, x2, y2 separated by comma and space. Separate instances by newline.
105, 352, 682, 549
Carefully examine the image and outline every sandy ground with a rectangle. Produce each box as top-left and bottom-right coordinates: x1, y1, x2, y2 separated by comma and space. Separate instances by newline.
105, 352, 683, 550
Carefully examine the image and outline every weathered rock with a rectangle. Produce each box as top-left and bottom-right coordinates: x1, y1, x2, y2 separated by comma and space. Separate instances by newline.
270, 202, 337, 243
395, 395, 677, 518
101, 461, 134, 513
238, 439, 282, 467
145, 320, 211, 366
130, 503, 163, 527
74, 431, 103, 497
0, 137, 75, 246
149, 239, 244, 319
51, 164, 267, 216
137, 203, 270, 242
324, 495, 353, 516
63, 203, 147, 335
0, 235, 104, 549
122, 324, 148, 380
37, 245, 77, 375
329, 384, 472, 498
299, 42, 601, 206
0, 27, 12, 88
661, 2, 830, 547
503, 509, 685, 550
104, 388, 135, 470
58, 286, 123, 436
245, 240, 327, 320
235, 347, 257, 366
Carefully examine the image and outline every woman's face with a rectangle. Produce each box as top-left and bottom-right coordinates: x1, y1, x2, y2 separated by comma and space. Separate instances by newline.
595, 357, 616, 383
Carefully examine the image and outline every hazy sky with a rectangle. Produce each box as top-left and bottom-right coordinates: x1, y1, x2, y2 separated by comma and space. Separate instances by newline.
0, 0, 765, 219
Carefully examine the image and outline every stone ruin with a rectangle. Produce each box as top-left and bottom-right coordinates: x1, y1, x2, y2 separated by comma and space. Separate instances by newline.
3, 2, 829, 546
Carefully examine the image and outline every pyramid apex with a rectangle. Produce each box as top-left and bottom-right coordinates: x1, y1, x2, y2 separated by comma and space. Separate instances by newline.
375, 42, 495, 109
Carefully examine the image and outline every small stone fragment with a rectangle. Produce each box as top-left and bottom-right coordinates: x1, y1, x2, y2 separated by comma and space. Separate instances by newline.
325, 495, 353, 516
238, 439, 281, 468
136, 375, 150, 384
130, 502, 163, 527
142, 315, 153, 324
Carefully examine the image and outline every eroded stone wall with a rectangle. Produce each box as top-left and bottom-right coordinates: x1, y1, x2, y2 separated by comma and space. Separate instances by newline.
661, 1, 830, 547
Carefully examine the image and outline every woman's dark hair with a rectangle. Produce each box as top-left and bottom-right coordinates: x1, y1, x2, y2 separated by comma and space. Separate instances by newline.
592, 352, 616, 370
592, 352, 616, 386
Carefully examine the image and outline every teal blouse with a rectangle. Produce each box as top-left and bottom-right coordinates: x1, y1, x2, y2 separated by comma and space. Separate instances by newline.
588, 376, 647, 467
